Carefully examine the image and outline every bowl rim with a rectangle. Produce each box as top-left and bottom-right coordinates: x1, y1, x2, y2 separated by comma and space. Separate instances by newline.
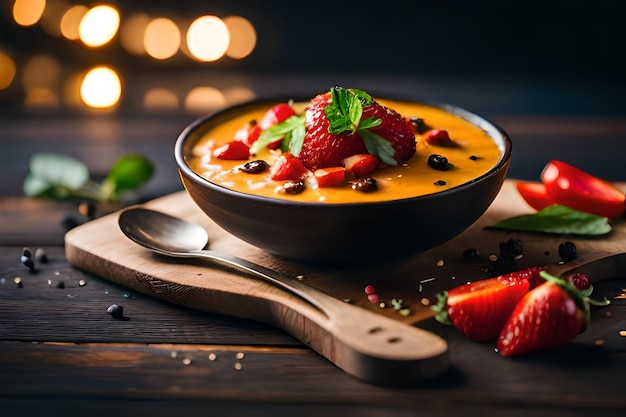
175, 92, 513, 208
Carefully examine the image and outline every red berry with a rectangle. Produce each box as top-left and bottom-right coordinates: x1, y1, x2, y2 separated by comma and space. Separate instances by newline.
214, 140, 250, 160
313, 167, 345, 188
342, 154, 379, 177
424, 129, 456, 146
568, 273, 591, 291
364, 285, 376, 295
269, 153, 309, 181
298, 92, 416, 171
234, 122, 261, 146
259, 103, 297, 129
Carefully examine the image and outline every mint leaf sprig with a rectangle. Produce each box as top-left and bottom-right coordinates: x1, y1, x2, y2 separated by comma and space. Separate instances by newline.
324, 86, 397, 166
23, 152, 154, 203
249, 115, 305, 155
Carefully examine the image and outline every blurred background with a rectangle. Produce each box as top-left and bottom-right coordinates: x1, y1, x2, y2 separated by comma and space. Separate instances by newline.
1, 0, 625, 198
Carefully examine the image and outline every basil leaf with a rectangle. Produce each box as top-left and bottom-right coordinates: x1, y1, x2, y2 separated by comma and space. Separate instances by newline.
488, 204, 612, 236
23, 153, 89, 197
103, 154, 154, 197
358, 128, 397, 166
250, 115, 304, 154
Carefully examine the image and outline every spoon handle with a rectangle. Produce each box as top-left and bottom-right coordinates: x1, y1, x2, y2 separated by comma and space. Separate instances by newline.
189, 249, 449, 385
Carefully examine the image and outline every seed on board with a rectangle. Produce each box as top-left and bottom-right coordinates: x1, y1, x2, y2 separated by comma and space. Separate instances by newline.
35, 248, 48, 263
106, 304, 125, 319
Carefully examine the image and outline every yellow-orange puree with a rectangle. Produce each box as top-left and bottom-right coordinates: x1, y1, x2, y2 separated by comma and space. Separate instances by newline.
188, 99, 503, 204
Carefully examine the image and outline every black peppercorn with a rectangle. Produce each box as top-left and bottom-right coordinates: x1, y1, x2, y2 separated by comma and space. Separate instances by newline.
558, 241, 577, 261
107, 304, 125, 319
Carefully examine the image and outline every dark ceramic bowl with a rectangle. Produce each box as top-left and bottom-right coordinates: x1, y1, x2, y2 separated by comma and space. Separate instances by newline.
175, 95, 512, 265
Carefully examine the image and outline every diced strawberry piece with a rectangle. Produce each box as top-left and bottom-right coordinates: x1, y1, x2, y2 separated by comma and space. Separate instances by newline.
269, 153, 309, 181
342, 154, 379, 177
259, 103, 297, 129
424, 129, 457, 147
235, 122, 262, 146
214, 140, 250, 160
314, 167, 345, 188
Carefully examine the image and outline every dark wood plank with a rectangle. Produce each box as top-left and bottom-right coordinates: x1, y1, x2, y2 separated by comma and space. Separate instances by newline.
0, 246, 299, 346
1, 334, 625, 414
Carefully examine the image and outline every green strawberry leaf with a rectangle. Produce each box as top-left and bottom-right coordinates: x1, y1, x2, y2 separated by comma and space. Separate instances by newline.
488, 204, 612, 236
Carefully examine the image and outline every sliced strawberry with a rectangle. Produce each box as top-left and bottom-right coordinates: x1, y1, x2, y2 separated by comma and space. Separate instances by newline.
259, 103, 297, 130
269, 152, 309, 181
516, 181, 554, 211
234, 122, 262, 146
314, 167, 345, 188
423, 129, 457, 147
342, 154, 379, 177
432, 272, 531, 342
214, 140, 250, 160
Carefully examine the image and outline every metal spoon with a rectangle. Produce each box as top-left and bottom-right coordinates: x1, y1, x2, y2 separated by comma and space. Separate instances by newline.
118, 207, 449, 385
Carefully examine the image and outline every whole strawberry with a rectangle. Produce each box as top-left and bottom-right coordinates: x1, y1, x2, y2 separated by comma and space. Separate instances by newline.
299, 87, 416, 171
299, 92, 368, 170
497, 271, 609, 357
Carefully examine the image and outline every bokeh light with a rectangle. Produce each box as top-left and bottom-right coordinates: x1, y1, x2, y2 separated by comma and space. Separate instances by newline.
0, 51, 17, 90
60, 5, 88, 41
40, 0, 69, 37
12, 0, 46, 27
120, 12, 150, 56
186, 16, 230, 62
143, 88, 180, 111
80, 66, 122, 109
184, 86, 226, 114
223, 16, 256, 59
144, 18, 181, 60
22, 54, 61, 90
79, 5, 120, 47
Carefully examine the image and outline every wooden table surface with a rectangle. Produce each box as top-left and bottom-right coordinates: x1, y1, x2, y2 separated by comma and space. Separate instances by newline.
2, 85, 626, 416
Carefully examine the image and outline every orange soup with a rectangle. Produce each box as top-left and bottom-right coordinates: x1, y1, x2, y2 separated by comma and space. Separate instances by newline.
188, 99, 503, 204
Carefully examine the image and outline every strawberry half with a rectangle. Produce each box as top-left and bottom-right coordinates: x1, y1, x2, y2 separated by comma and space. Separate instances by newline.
432, 271, 532, 342
496, 271, 608, 357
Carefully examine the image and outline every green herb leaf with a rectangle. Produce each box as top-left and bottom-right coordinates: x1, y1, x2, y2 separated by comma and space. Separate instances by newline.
23, 153, 89, 198
488, 204, 612, 236
250, 115, 305, 154
102, 154, 154, 200
358, 128, 397, 166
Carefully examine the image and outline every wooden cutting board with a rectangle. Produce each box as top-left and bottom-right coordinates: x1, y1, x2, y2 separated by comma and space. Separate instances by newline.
64, 179, 626, 384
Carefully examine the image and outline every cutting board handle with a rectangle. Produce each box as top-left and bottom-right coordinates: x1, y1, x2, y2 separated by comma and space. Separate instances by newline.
184, 249, 450, 385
